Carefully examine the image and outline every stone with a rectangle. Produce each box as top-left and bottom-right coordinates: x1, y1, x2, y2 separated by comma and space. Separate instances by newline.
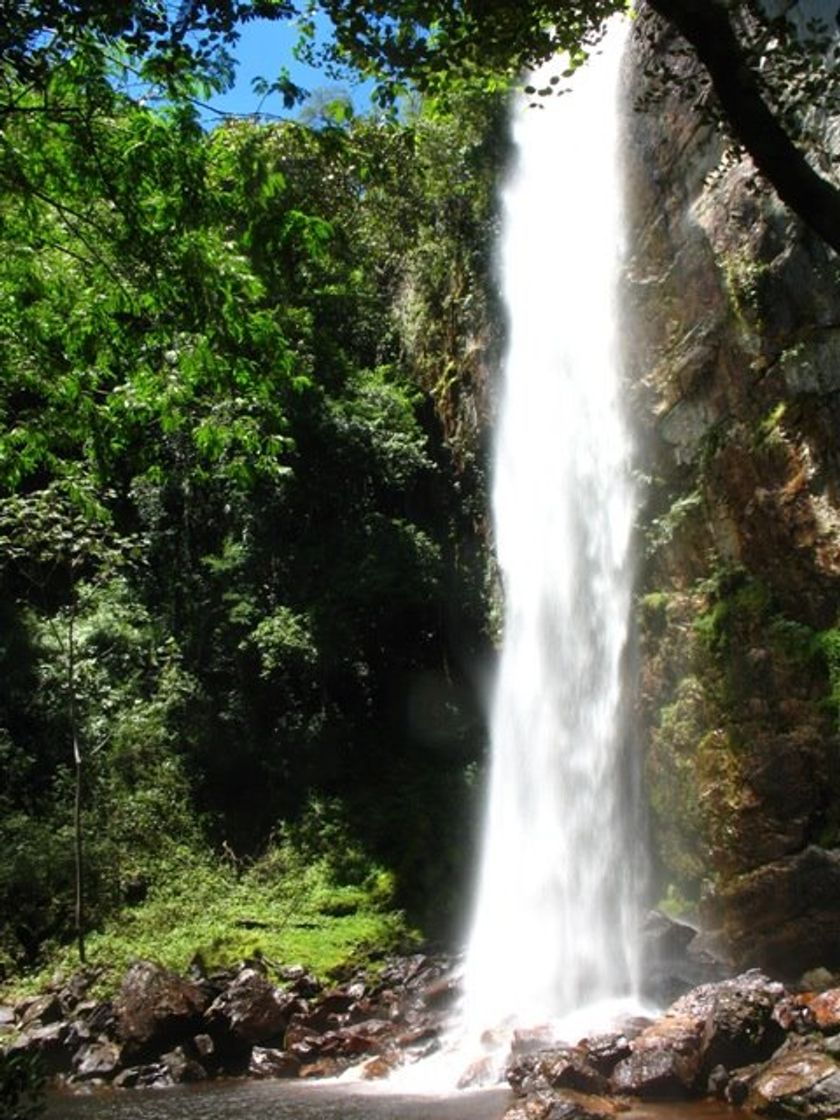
749, 1045, 840, 1117
505, 1089, 626, 1120
509, 1048, 609, 1098
580, 1033, 633, 1076
805, 988, 840, 1032
639, 910, 725, 1003
458, 1055, 499, 1089
297, 1057, 342, 1079
193, 1033, 215, 1060
206, 967, 295, 1045
18, 993, 64, 1030
114, 960, 209, 1060
161, 1045, 207, 1083
610, 1045, 697, 1099
802, 968, 837, 993
249, 1047, 301, 1079
610, 969, 786, 1098
81, 1000, 117, 1037
511, 1026, 557, 1057
72, 1040, 122, 1081
9, 1021, 74, 1076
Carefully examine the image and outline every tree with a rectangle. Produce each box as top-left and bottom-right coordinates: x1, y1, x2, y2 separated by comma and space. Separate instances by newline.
0, 480, 141, 962
309, 0, 840, 254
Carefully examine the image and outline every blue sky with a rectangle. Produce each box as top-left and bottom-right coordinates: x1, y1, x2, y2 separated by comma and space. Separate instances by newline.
202, 15, 373, 123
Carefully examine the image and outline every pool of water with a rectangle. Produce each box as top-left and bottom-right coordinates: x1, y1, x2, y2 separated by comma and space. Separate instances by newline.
44, 1080, 512, 1120
44, 1080, 752, 1120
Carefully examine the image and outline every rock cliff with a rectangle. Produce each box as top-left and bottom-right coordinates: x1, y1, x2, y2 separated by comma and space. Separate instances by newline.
623, 7, 840, 975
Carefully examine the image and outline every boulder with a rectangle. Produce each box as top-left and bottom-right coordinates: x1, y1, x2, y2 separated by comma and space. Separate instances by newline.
8, 1021, 74, 1077
458, 1055, 500, 1090
17, 993, 64, 1030
72, 1040, 123, 1081
298, 1057, 342, 1079
206, 967, 296, 1046
610, 971, 785, 1097
748, 1044, 840, 1117
610, 1045, 698, 1099
580, 1033, 633, 1077
249, 1046, 301, 1078
161, 1045, 207, 1083
114, 960, 210, 1061
509, 1048, 609, 1098
805, 989, 840, 1033
639, 910, 725, 1004
505, 1089, 627, 1120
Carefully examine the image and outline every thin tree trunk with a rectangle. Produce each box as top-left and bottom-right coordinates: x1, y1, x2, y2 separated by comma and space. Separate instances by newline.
647, 0, 840, 255
68, 590, 85, 964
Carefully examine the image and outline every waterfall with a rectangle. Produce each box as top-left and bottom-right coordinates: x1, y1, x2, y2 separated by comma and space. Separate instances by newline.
462, 18, 641, 1041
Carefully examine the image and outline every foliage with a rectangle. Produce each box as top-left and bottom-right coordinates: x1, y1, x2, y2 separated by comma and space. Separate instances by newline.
0, 23, 496, 975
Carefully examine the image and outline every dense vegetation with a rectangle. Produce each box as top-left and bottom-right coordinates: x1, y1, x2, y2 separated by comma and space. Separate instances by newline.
0, 26, 506, 985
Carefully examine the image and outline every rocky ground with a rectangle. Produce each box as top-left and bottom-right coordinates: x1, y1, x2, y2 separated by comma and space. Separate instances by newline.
4, 940, 840, 1118
506, 970, 840, 1120
0, 952, 458, 1091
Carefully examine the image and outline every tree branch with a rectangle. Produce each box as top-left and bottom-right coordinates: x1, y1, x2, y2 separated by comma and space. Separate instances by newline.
646, 0, 840, 255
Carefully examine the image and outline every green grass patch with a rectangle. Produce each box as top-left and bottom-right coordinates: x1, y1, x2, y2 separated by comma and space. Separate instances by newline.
3, 830, 420, 1001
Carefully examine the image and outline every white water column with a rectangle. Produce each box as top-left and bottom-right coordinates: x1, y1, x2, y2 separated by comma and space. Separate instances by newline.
463, 20, 640, 1038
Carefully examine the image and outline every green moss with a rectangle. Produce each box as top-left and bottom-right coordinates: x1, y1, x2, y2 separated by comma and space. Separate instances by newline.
814, 627, 840, 728
694, 568, 771, 652
755, 401, 787, 448
720, 249, 770, 334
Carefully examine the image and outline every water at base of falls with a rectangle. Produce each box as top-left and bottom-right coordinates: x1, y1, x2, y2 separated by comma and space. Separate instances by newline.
457, 15, 643, 1070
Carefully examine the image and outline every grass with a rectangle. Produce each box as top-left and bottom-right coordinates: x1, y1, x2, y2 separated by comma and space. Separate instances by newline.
2, 839, 420, 1002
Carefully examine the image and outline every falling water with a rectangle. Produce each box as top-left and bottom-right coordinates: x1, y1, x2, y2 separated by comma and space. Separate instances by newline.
462, 19, 641, 1042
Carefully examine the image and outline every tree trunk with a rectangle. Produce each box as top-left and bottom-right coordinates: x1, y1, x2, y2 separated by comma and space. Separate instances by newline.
68, 592, 85, 964
647, 0, 840, 255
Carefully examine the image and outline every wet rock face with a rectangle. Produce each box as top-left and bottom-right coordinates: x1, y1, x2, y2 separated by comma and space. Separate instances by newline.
624, 4, 840, 974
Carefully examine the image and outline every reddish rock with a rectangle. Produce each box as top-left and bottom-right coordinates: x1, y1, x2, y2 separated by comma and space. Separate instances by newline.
359, 1053, 400, 1080
298, 1057, 342, 1079
511, 1025, 556, 1057
505, 1089, 626, 1120
609, 970, 785, 1097
806, 989, 840, 1032
581, 1033, 633, 1076
748, 1045, 840, 1117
